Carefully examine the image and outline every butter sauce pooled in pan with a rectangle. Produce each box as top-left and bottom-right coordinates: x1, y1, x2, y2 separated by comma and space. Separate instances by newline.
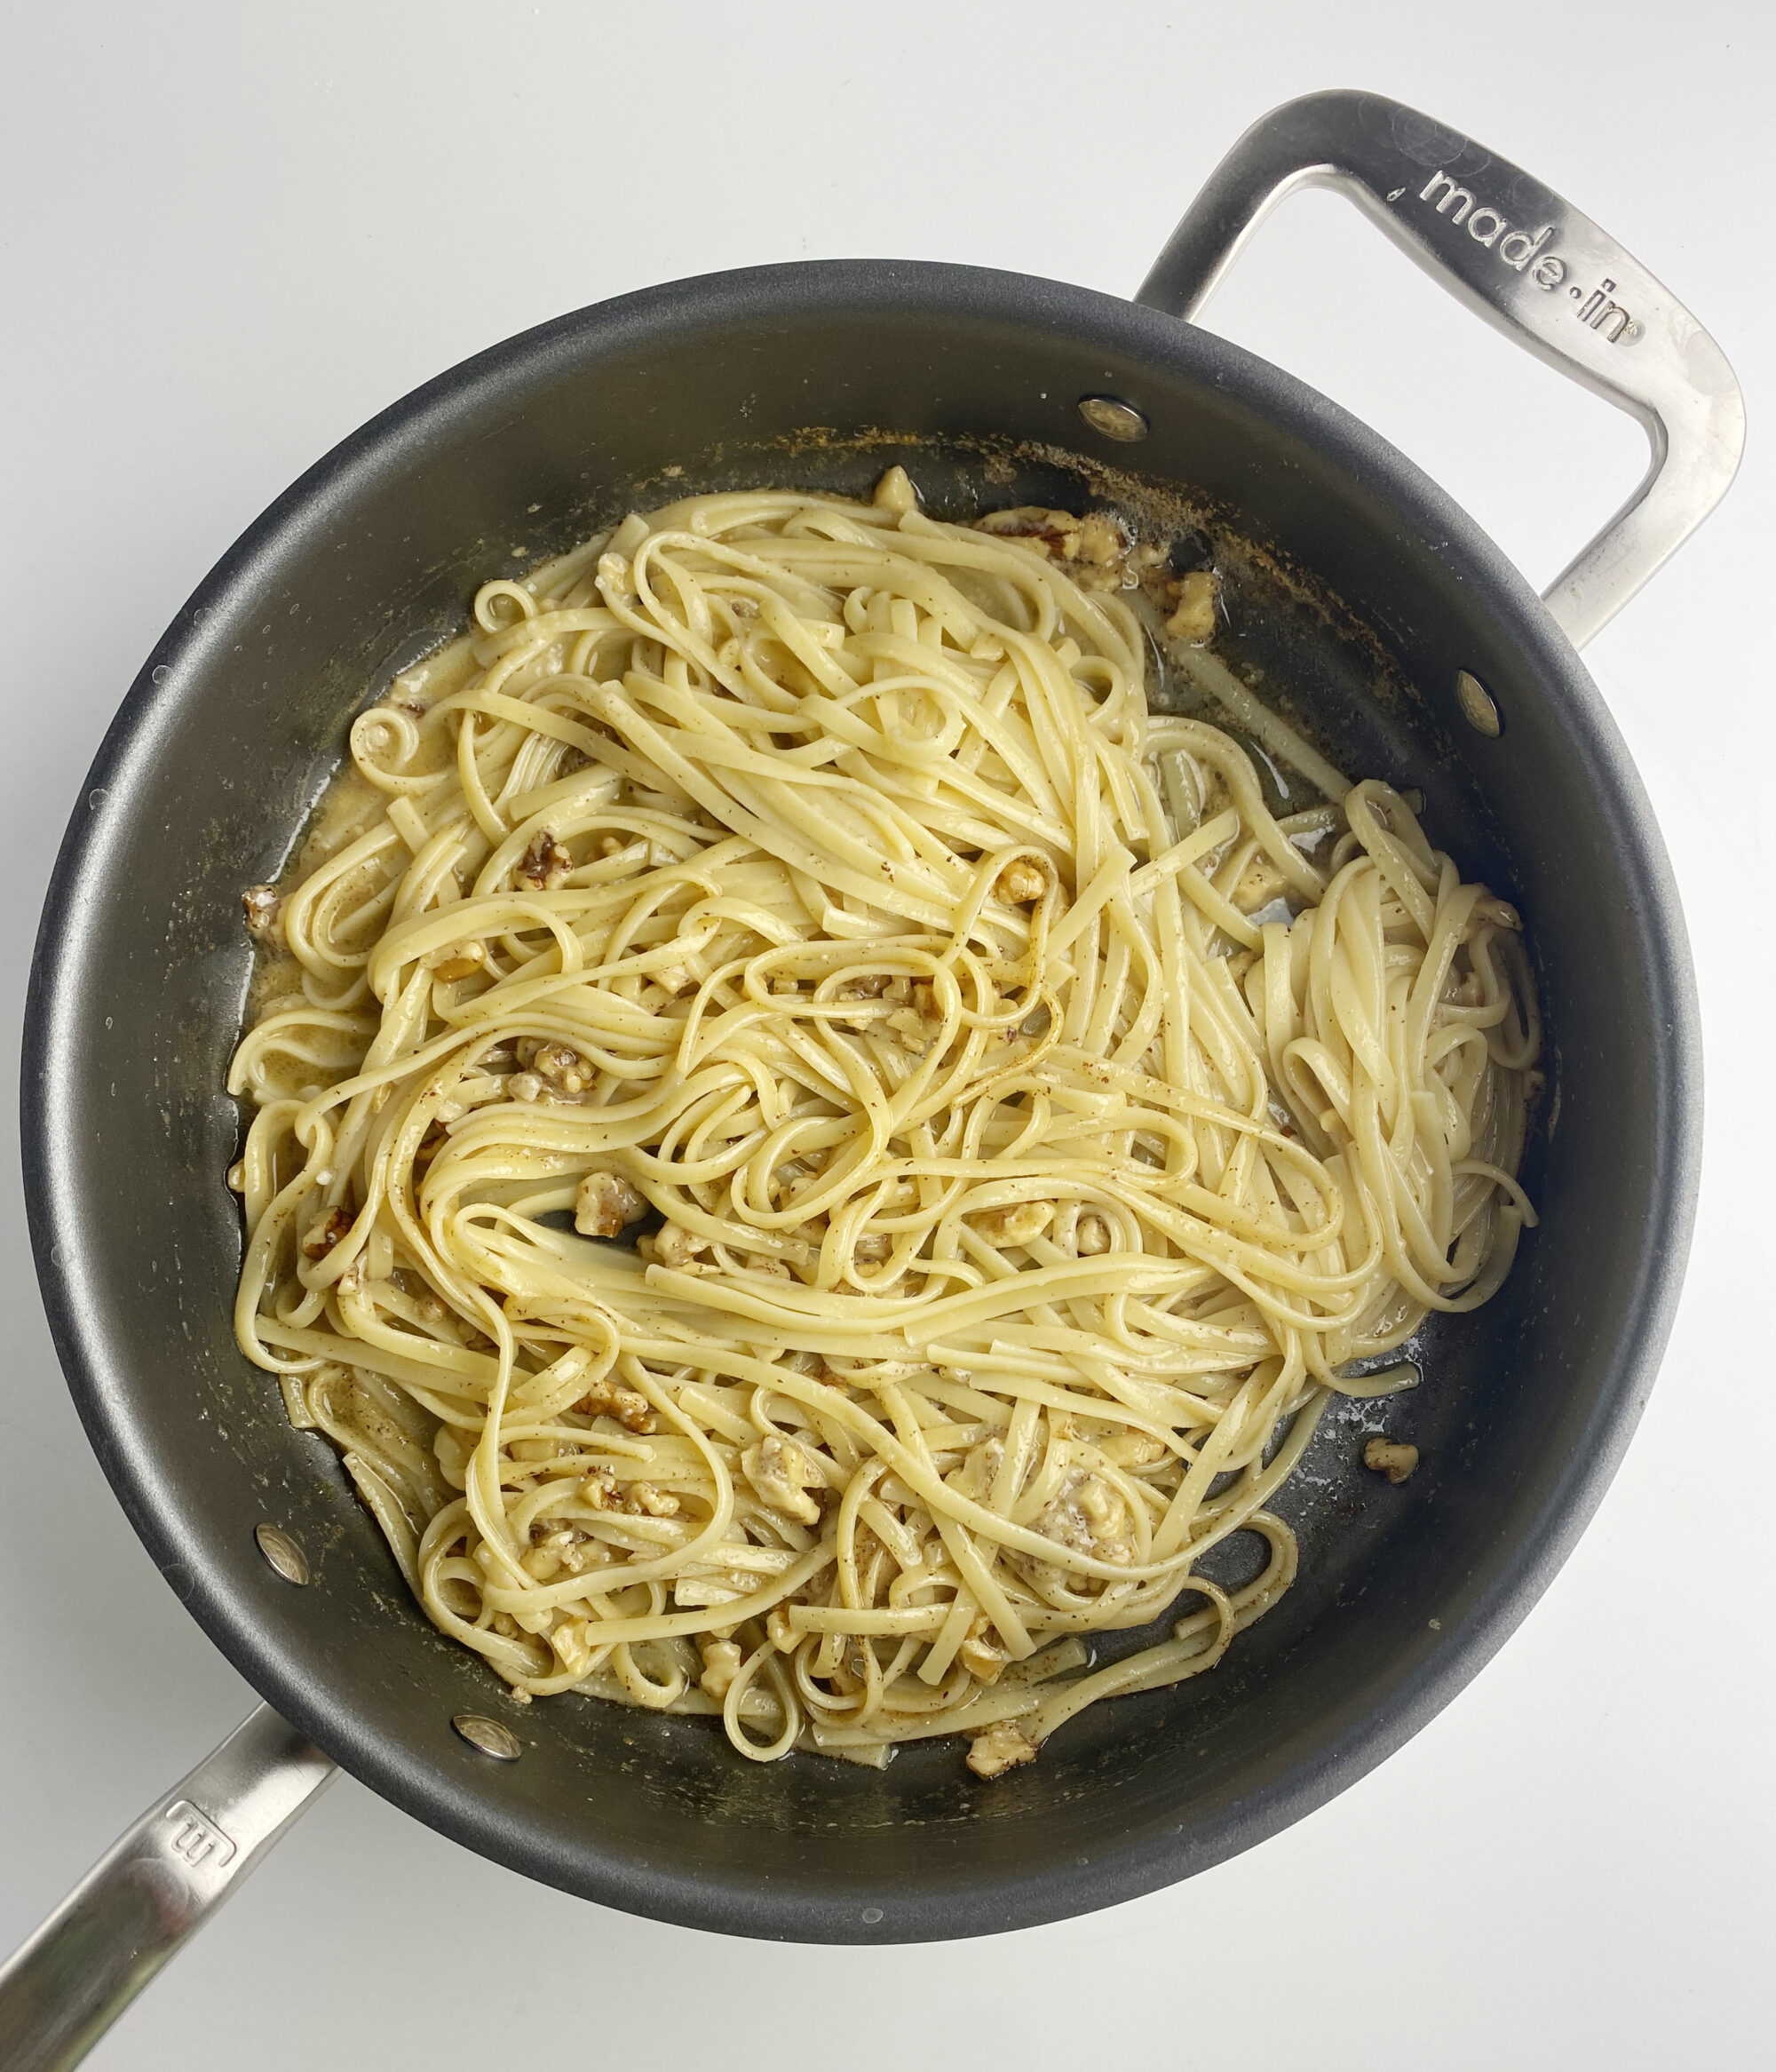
228, 469, 1540, 1778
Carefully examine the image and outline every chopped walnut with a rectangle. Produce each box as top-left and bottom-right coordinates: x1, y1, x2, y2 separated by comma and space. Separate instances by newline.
885, 1008, 936, 1052
1074, 1212, 1111, 1256
574, 1170, 646, 1238
995, 855, 1050, 905
976, 507, 1131, 591
581, 1469, 619, 1509
741, 1432, 825, 1525
873, 465, 918, 515
576, 1468, 674, 1516
1364, 1437, 1420, 1484
836, 972, 891, 1001
527, 1040, 591, 1096
1234, 854, 1288, 915
646, 1223, 708, 1270
978, 507, 1077, 558
552, 1616, 594, 1675
966, 1720, 1038, 1780
515, 829, 574, 891
1024, 1470, 1138, 1582
958, 1617, 1007, 1685
301, 1206, 351, 1260
974, 1201, 1055, 1246
530, 1525, 600, 1566
1075, 511, 1122, 560
574, 1374, 657, 1433
698, 1637, 743, 1700
650, 960, 699, 999
242, 884, 281, 941
428, 941, 486, 983
1165, 569, 1218, 645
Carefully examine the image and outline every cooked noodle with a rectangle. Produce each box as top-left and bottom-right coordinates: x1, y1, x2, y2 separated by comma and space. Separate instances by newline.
228, 470, 1540, 1774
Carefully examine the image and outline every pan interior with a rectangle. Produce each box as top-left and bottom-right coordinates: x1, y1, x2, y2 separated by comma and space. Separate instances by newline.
27, 268, 1689, 1940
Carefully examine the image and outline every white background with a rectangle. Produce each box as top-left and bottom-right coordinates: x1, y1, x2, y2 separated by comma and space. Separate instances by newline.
4, 4, 1771, 2067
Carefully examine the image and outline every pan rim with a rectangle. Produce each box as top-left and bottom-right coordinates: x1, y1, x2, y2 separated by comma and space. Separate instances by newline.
20, 256, 1702, 1941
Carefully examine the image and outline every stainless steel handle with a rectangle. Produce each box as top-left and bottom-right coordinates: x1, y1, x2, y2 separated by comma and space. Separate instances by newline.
0, 1707, 335, 2072
1137, 89, 1745, 650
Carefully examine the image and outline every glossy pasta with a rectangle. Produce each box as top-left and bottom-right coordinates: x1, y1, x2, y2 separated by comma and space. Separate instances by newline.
228, 472, 1541, 1775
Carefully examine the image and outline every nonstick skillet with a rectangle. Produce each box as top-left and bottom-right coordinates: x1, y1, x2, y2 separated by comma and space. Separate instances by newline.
0, 91, 1743, 2072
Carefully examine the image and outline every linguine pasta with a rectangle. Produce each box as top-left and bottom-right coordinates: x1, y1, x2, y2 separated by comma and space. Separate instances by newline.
228, 470, 1540, 1775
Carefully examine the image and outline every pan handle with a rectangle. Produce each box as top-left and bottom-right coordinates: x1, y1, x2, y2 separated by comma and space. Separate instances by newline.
1136, 89, 1745, 650
0, 1706, 334, 2072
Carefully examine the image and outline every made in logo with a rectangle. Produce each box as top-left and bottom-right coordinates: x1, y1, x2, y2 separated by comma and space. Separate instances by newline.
1393, 171, 1639, 345
163, 1798, 237, 1870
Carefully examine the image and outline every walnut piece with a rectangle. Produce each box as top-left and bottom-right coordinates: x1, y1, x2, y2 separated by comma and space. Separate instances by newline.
301, 1206, 351, 1260
741, 1433, 824, 1526
966, 1720, 1038, 1780
1074, 1212, 1111, 1256
698, 1638, 743, 1700
428, 941, 486, 983
646, 1223, 708, 1270
1165, 569, 1218, 645
574, 1373, 657, 1433
995, 855, 1050, 905
578, 1468, 675, 1515
515, 829, 574, 891
574, 1170, 646, 1239
958, 1615, 1007, 1685
976, 506, 1131, 591
517, 1038, 591, 1097
1364, 1437, 1420, 1484
1023, 1470, 1138, 1585
974, 1201, 1055, 1246
242, 884, 281, 941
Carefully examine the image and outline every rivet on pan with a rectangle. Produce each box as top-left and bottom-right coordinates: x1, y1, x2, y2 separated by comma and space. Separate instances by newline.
453, 1713, 522, 1762
861, 1906, 884, 1925
1077, 395, 1149, 442
254, 1522, 310, 1585
1455, 670, 1501, 737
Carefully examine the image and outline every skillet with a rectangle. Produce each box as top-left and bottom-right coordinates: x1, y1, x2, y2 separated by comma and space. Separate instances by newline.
0, 90, 1742, 2071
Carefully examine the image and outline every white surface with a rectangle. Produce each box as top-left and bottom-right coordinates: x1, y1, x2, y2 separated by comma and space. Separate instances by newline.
3, 4, 1771, 2066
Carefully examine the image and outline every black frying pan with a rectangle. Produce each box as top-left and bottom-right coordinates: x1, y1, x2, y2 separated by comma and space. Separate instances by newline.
0, 91, 1742, 2070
